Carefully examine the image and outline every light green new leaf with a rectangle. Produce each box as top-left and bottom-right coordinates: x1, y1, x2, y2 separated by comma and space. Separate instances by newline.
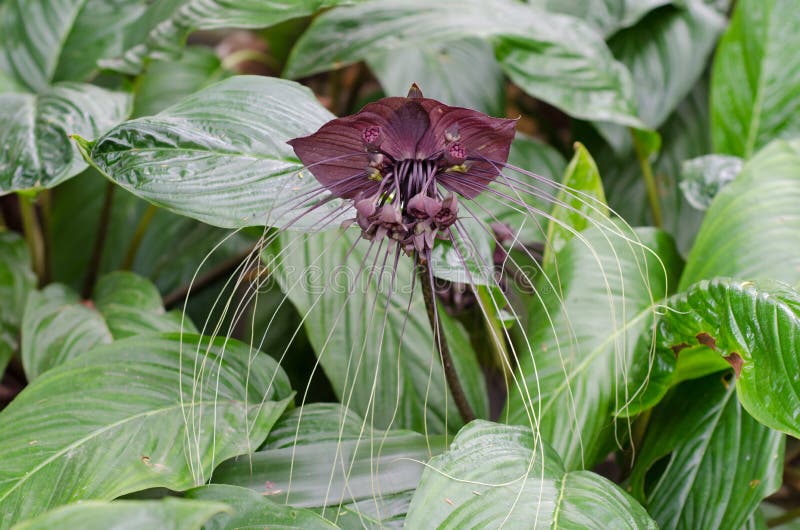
186, 484, 341, 529
542, 142, 608, 267
0, 333, 293, 527
0, 232, 36, 375
9, 499, 229, 530
505, 226, 682, 469
527, 0, 673, 37
681, 139, 800, 288
0, 83, 131, 193
269, 228, 488, 433
659, 278, 800, 438
368, 38, 505, 116
628, 375, 784, 530
0, 0, 148, 91
101, 0, 359, 75
679, 154, 742, 210
286, 0, 646, 129
21, 272, 196, 380
405, 421, 657, 529
213, 404, 443, 528
78, 75, 340, 229
711, 0, 800, 158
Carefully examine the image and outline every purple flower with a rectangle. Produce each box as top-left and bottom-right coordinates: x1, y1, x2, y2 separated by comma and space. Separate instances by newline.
289, 84, 517, 257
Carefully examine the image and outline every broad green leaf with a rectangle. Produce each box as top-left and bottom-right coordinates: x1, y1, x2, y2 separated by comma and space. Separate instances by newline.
0, 333, 293, 527
0, 0, 147, 91
21, 284, 111, 380
681, 139, 800, 288
473, 133, 567, 245
608, 2, 725, 129
21, 272, 197, 380
93, 271, 190, 338
367, 38, 504, 116
0, 83, 131, 193
528, 0, 673, 37
405, 421, 657, 529
286, 0, 646, 129
133, 46, 226, 118
213, 404, 443, 528
600, 79, 711, 254
78, 75, 340, 229
680, 154, 742, 210
9, 499, 228, 530
101, 0, 357, 75
268, 228, 488, 433
542, 142, 608, 267
659, 278, 800, 438
628, 375, 784, 530
505, 226, 682, 469
0, 232, 36, 375
711, 0, 800, 158
186, 484, 341, 529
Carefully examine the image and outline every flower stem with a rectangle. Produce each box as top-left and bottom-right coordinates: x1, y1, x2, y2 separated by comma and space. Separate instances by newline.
18, 194, 45, 285
631, 129, 663, 229
122, 204, 158, 270
83, 183, 115, 299
418, 259, 476, 424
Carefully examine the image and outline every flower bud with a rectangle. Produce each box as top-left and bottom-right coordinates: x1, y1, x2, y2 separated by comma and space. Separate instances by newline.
407, 194, 442, 219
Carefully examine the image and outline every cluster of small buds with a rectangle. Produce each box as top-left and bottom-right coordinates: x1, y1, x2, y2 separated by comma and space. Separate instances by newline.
354, 192, 459, 256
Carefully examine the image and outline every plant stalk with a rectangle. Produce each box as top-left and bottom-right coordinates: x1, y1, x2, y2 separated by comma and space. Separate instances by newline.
122, 204, 158, 270
18, 195, 45, 284
82, 183, 115, 299
631, 129, 663, 229
418, 259, 476, 424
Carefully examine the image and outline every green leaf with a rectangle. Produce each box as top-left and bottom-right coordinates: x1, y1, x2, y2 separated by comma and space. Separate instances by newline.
505, 226, 682, 469
473, 133, 567, 244
213, 404, 442, 528
101, 0, 356, 75
599, 78, 713, 254
681, 139, 800, 288
0, 83, 131, 193
0, 232, 36, 375
659, 278, 800, 439
21, 284, 111, 381
0, 0, 148, 91
405, 421, 657, 529
9, 499, 228, 530
186, 484, 341, 529
133, 46, 226, 118
367, 38, 504, 116
286, 0, 646, 129
93, 271, 191, 338
607, 2, 725, 129
628, 374, 784, 530
21, 272, 197, 380
268, 228, 488, 433
680, 154, 742, 210
711, 0, 800, 158
542, 142, 608, 267
78, 75, 340, 229
527, 0, 674, 37
48, 169, 253, 294
0, 333, 293, 527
